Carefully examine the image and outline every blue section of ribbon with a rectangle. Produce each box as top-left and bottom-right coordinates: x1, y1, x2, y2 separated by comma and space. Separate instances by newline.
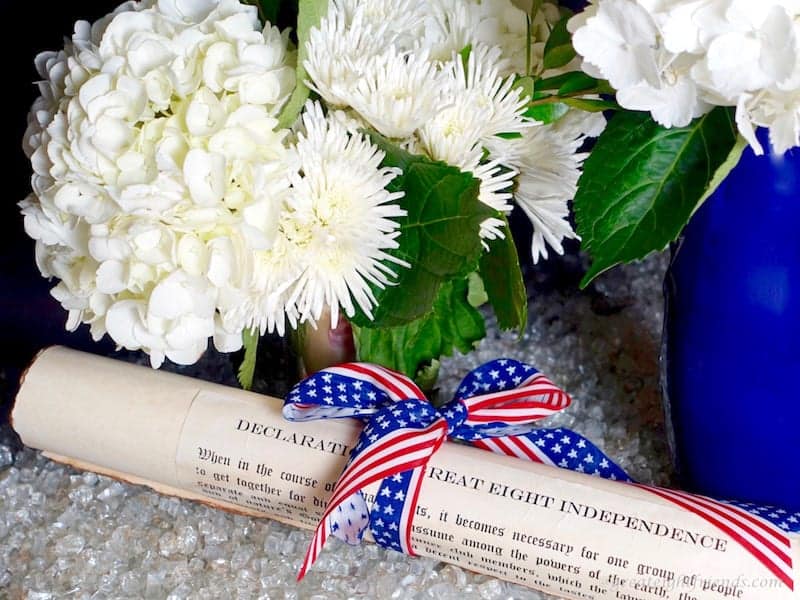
517, 427, 632, 482
285, 370, 395, 421
454, 358, 537, 400
449, 358, 540, 438
285, 357, 800, 566
371, 469, 413, 552
728, 502, 800, 534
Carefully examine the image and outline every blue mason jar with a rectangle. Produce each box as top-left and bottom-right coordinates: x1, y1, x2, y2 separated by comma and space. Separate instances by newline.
664, 130, 800, 511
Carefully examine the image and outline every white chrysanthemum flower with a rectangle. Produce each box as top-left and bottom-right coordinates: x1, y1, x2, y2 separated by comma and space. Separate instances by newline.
472, 161, 518, 244
273, 102, 408, 327
337, 0, 427, 50
304, 0, 388, 107
419, 0, 484, 63
509, 111, 603, 262
419, 94, 516, 241
346, 47, 445, 139
475, 0, 562, 76
443, 44, 532, 160
20, 0, 297, 367
419, 96, 485, 167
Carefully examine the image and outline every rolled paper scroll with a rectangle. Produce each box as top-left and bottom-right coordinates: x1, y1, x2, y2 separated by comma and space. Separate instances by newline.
12, 347, 800, 600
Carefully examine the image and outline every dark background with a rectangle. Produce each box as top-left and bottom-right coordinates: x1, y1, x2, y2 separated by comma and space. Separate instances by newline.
0, 1, 121, 385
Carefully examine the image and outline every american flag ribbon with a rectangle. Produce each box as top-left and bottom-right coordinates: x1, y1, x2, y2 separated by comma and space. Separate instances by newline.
283, 359, 799, 587
284, 358, 628, 579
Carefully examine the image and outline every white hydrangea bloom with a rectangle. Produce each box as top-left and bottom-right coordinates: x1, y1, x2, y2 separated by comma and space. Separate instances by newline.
570, 0, 709, 127
20, 0, 297, 367
569, 0, 800, 154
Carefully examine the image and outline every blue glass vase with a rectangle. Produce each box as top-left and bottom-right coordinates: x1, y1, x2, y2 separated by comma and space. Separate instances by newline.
663, 130, 800, 511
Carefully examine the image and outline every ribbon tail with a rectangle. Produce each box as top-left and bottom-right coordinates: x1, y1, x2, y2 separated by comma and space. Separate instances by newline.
297, 517, 330, 581
329, 491, 370, 546
296, 411, 448, 579
369, 464, 428, 555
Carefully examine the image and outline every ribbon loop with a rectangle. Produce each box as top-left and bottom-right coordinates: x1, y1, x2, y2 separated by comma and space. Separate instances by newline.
283, 363, 426, 422
448, 360, 572, 440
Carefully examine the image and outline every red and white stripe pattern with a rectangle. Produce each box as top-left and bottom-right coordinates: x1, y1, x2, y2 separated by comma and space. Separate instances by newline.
289, 359, 797, 591
326, 363, 426, 402
472, 435, 556, 465
296, 417, 448, 580
459, 372, 571, 426
634, 484, 795, 590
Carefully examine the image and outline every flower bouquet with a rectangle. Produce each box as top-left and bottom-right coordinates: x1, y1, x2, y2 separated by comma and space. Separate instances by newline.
20, 0, 616, 387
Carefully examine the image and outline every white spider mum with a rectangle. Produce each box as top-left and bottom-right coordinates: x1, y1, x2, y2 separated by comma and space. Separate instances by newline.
511, 112, 602, 262
278, 102, 409, 327
443, 44, 532, 161
347, 47, 445, 139
472, 160, 517, 243
420, 0, 484, 63
419, 95, 486, 168
337, 0, 427, 50
304, 0, 388, 107
419, 95, 516, 242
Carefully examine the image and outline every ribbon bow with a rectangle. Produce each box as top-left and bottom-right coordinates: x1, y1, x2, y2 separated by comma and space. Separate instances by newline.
284, 359, 630, 579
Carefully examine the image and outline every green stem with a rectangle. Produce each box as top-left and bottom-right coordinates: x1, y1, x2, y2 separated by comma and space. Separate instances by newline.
525, 14, 532, 77
528, 88, 605, 107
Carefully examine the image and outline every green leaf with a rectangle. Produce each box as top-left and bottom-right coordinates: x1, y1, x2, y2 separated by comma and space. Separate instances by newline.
691, 134, 748, 217
574, 107, 739, 287
459, 44, 472, 76
535, 72, 589, 91
466, 272, 488, 308
415, 359, 441, 393
557, 72, 601, 95
543, 15, 576, 70
479, 218, 528, 333
525, 12, 533, 76
276, 0, 328, 129
514, 75, 535, 101
353, 277, 487, 380
535, 71, 594, 94
535, 72, 614, 95
348, 132, 496, 327
562, 97, 620, 112
524, 100, 569, 124
237, 329, 259, 390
